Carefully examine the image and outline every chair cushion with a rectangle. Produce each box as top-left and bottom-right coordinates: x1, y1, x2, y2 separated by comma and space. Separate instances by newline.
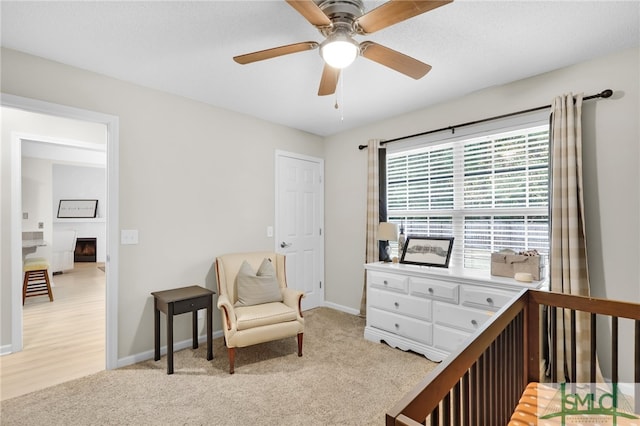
235, 258, 283, 307
24, 258, 50, 271
235, 302, 297, 331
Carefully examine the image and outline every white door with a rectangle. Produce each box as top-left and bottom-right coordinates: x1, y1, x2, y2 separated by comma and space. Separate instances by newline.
275, 151, 324, 311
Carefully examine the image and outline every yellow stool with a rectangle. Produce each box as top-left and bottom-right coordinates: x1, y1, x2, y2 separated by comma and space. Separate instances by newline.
23, 257, 53, 304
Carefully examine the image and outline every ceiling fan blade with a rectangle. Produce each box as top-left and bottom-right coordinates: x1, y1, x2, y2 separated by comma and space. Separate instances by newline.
360, 41, 432, 79
318, 64, 340, 96
286, 0, 332, 28
356, 0, 452, 34
234, 41, 319, 65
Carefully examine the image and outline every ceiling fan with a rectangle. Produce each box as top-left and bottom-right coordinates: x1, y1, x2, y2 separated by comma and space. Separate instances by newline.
233, 0, 452, 96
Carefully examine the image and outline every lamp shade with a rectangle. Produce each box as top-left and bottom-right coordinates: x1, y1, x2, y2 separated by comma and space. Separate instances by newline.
378, 222, 398, 241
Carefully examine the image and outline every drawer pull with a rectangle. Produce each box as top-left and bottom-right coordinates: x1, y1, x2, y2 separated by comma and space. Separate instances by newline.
394, 323, 399, 329
394, 302, 399, 308
486, 297, 494, 304
428, 288, 434, 293
383, 280, 388, 285
471, 319, 478, 326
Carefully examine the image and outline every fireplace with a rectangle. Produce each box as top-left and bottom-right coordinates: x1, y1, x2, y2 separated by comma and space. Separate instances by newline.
75, 237, 97, 262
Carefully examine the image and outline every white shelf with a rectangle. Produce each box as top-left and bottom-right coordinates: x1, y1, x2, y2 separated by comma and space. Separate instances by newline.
54, 218, 106, 223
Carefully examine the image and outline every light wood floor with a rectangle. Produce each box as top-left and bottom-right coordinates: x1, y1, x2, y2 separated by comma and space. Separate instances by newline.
0, 263, 105, 401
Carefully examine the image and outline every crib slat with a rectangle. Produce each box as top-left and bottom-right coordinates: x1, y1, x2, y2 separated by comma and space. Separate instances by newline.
635, 320, 639, 416
612, 316, 618, 384
469, 362, 478, 425
480, 352, 487, 425
488, 343, 495, 425
452, 381, 460, 425
550, 306, 557, 382
442, 392, 450, 424
429, 407, 438, 426
495, 328, 510, 424
590, 313, 596, 383
570, 309, 576, 382
461, 372, 469, 426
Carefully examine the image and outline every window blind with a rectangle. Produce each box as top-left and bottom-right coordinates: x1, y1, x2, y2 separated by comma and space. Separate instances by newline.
387, 123, 549, 271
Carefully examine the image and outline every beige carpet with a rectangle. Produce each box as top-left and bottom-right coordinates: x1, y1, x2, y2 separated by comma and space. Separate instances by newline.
0, 307, 436, 425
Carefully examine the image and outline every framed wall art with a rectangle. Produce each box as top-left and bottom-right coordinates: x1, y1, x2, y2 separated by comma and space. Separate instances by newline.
57, 199, 98, 219
400, 236, 454, 268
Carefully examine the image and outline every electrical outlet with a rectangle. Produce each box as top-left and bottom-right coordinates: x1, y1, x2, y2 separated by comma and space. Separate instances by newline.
267, 226, 273, 237
23, 212, 28, 220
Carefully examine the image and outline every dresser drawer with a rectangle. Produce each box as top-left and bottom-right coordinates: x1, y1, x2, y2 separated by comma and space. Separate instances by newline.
368, 288, 432, 322
410, 277, 459, 304
434, 302, 492, 332
433, 325, 470, 353
368, 271, 408, 293
461, 286, 516, 311
369, 308, 432, 345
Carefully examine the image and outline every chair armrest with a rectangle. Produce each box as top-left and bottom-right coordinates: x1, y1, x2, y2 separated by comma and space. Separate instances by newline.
282, 287, 305, 317
216, 294, 236, 331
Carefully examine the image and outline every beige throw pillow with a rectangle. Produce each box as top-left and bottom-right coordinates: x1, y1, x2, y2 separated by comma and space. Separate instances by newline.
235, 258, 283, 307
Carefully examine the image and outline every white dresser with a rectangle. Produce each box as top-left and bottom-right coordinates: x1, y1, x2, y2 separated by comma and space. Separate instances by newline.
364, 262, 546, 361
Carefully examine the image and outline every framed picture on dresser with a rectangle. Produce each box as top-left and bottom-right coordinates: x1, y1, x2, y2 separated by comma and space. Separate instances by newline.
400, 236, 454, 268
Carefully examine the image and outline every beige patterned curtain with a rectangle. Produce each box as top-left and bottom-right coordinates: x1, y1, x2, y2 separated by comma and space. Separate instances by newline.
360, 139, 381, 317
549, 93, 596, 382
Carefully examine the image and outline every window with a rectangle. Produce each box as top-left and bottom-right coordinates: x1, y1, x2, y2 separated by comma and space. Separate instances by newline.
387, 122, 549, 271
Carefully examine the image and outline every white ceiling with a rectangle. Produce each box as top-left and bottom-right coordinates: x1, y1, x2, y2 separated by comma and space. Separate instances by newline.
1, 1, 638, 136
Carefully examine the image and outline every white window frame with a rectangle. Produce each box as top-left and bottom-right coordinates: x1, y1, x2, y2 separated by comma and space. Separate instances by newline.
385, 110, 550, 273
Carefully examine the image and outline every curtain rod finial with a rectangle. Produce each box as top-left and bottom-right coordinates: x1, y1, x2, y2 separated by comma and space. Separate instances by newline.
601, 89, 613, 99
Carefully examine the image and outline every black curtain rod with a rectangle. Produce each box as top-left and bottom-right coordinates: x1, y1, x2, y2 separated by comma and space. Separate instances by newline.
358, 89, 613, 150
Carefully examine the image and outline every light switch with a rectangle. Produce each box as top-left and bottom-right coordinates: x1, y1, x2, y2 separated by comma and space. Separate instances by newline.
267, 226, 274, 237
121, 229, 139, 245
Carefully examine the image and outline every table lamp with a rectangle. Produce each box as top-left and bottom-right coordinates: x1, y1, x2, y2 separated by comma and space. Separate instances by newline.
378, 222, 398, 262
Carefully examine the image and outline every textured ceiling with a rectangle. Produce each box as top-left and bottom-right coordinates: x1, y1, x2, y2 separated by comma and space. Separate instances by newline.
1, 1, 638, 136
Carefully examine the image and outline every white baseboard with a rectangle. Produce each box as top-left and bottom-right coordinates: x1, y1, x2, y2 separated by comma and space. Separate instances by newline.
116, 330, 224, 369
323, 301, 360, 316
0, 344, 14, 356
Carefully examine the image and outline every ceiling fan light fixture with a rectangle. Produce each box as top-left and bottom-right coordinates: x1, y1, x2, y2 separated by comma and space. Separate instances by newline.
320, 32, 359, 69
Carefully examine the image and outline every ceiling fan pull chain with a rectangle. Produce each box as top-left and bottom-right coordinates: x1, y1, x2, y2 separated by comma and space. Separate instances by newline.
340, 71, 345, 122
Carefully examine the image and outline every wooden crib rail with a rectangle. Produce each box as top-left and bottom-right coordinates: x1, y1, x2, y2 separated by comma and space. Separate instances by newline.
526, 290, 640, 385
386, 289, 530, 426
386, 289, 640, 426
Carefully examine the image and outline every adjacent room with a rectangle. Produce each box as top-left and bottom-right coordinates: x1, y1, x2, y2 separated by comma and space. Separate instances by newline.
1, 1, 639, 424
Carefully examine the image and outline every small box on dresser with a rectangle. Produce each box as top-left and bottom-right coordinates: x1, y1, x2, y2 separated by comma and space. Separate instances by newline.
364, 262, 546, 362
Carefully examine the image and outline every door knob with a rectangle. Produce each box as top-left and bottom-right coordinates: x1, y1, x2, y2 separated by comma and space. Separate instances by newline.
280, 241, 292, 248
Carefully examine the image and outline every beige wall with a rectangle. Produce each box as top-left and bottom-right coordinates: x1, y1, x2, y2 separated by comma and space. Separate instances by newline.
323, 47, 639, 381
1, 48, 324, 358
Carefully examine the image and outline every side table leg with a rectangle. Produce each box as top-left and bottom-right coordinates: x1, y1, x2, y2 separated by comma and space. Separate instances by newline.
167, 303, 174, 375
154, 299, 160, 361
207, 303, 213, 361
192, 310, 198, 349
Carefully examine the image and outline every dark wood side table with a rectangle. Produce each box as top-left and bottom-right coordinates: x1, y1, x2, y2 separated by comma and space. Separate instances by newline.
151, 285, 215, 374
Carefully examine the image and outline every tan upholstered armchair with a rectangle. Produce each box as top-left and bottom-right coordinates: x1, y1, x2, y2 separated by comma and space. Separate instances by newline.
215, 252, 304, 374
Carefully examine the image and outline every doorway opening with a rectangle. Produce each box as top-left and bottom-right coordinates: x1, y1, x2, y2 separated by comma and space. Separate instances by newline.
1, 94, 119, 399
